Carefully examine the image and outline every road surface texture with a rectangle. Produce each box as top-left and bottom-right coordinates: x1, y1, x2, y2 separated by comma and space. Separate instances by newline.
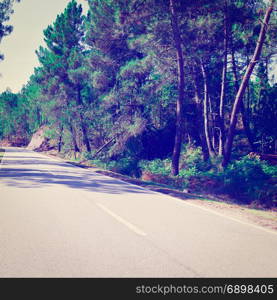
0, 147, 277, 277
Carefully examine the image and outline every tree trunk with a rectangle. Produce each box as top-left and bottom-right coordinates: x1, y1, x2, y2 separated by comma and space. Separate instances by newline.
219, 3, 228, 157
223, 0, 275, 167
77, 85, 91, 153
65, 94, 80, 155
201, 62, 215, 158
208, 95, 217, 152
93, 136, 116, 158
58, 125, 63, 153
230, 37, 256, 152
193, 78, 209, 161
69, 124, 80, 154
36, 107, 42, 127
169, 0, 185, 176
80, 120, 91, 152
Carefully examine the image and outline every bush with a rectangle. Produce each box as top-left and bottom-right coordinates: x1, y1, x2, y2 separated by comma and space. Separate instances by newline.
137, 151, 276, 207
261, 163, 277, 177
139, 147, 210, 178
111, 157, 139, 177
90, 157, 139, 177
222, 154, 276, 205
138, 158, 171, 176
178, 166, 200, 178
179, 146, 211, 172
139, 159, 187, 188
90, 159, 108, 169
82, 151, 94, 160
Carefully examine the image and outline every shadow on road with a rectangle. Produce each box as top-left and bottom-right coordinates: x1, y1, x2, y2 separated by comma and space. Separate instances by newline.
2, 156, 49, 160
0, 161, 153, 195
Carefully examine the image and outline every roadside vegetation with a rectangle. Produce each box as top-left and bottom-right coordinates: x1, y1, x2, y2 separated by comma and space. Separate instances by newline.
73, 147, 276, 208
0, 149, 5, 163
0, 0, 276, 208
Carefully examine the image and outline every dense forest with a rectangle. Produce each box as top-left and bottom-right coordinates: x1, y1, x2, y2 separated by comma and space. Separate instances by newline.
0, 0, 276, 207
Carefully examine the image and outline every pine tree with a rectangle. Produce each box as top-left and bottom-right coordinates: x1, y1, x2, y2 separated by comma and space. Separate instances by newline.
223, 0, 276, 167
35, 0, 91, 153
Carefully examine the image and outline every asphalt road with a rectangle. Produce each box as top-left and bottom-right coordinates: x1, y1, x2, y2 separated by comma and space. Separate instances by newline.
0, 147, 277, 277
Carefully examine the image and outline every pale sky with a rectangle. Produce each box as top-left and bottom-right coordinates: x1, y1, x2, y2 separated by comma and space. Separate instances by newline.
0, 0, 89, 93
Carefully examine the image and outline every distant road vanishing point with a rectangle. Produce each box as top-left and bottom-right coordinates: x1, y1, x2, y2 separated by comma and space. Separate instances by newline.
0, 147, 277, 277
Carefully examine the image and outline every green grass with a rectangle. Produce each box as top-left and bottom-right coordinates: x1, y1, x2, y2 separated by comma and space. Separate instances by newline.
0, 148, 5, 163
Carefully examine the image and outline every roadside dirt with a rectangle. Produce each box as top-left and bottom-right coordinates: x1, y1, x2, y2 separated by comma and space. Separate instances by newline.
184, 199, 277, 232
41, 150, 277, 233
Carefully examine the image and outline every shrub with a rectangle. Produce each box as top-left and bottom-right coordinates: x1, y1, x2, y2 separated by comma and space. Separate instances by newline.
111, 157, 139, 177
179, 146, 211, 172
222, 155, 276, 205
178, 166, 199, 178
138, 158, 171, 176
261, 163, 277, 177
91, 157, 139, 177
139, 159, 187, 188
138, 152, 276, 207
90, 159, 108, 169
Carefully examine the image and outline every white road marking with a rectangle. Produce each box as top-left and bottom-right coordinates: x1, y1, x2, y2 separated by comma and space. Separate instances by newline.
96, 202, 147, 236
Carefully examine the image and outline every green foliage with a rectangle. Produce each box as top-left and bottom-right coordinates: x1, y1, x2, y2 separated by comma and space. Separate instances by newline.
138, 158, 171, 176
138, 152, 276, 206
44, 128, 58, 140
251, 78, 277, 153
178, 167, 200, 179
222, 155, 276, 205
91, 157, 139, 177
177, 146, 219, 189
261, 163, 277, 177
0, 0, 20, 59
179, 146, 210, 171
43, 0, 84, 56
0, 90, 29, 142
0, 148, 5, 163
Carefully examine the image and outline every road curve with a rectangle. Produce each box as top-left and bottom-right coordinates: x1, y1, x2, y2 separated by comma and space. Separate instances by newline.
0, 147, 277, 277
